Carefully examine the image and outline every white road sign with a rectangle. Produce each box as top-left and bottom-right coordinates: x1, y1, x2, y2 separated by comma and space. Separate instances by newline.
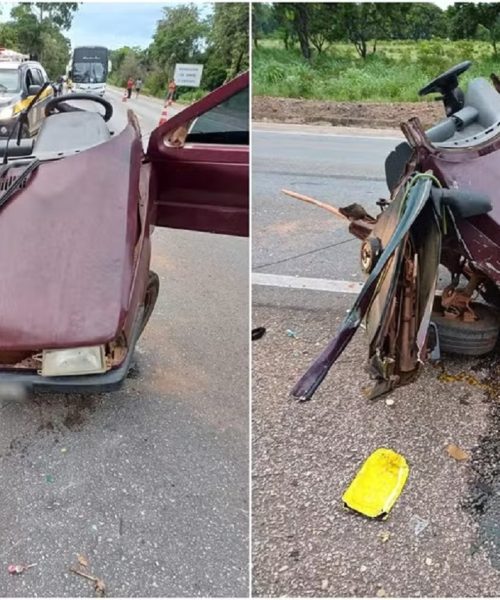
174, 63, 204, 88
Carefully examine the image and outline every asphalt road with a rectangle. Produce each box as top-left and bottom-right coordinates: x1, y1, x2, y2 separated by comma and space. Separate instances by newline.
252, 122, 500, 596
105, 85, 183, 143
0, 89, 249, 597
252, 123, 401, 283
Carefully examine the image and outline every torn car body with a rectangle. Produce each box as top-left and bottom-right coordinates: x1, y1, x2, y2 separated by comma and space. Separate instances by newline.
0, 72, 248, 392
289, 62, 500, 401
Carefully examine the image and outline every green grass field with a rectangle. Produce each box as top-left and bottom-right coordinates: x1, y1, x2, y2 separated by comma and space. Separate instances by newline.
253, 39, 499, 102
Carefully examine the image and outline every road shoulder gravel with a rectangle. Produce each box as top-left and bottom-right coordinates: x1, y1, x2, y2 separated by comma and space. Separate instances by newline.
252, 300, 500, 597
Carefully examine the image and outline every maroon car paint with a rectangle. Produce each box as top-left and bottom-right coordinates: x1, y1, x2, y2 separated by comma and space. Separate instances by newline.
148, 71, 249, 237
420, 135, 500, 283
0, 123, 142, 351
0, 74, 249, 364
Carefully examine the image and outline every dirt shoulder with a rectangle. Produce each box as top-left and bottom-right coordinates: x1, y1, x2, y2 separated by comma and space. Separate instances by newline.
253, 95, 444, 130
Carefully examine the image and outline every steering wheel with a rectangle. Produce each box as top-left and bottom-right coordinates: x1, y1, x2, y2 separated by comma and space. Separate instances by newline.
418, 61, 472, 97
44, 93, 113, 122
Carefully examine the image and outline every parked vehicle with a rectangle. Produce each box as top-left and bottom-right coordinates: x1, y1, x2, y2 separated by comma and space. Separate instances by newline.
290, 62, 500, 401
0, 50, 53, 138
0, 71, 248, 392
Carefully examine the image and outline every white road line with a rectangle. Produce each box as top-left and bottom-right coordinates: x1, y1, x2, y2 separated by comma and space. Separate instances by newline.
253, 124, 403, 141
252, 272, 363, 294
254, 129, 403, 141
253, 272, 444, 297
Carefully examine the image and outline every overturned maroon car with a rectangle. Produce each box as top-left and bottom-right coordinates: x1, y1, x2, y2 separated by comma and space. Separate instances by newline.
0, 72, 248, 392
288, 62, 500, 401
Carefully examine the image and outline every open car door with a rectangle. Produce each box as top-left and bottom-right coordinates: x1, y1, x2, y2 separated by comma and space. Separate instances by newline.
146, 71, 249, 237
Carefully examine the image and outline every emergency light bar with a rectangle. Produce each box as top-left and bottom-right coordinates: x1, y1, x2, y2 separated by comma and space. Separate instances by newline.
0, 48, 29, 62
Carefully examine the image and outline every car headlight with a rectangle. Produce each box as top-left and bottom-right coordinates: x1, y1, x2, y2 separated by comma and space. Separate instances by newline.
41, 345, 107, 377
0, 105, 14, 120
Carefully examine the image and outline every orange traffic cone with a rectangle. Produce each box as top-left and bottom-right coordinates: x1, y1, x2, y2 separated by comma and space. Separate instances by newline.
158, 101, 168, 126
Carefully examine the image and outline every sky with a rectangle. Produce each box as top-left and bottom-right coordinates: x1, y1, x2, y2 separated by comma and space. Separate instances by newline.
69, 3, 166, 49
0, 0, 464, 51
0, 2, 212, 51
65, 0, 453, 48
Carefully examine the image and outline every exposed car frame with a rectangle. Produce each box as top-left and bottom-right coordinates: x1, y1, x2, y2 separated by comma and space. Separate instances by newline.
286, 63, 500, 402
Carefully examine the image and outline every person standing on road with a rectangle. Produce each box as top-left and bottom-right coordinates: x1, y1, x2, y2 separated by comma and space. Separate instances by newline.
135, 77, 143, 98
56, 75, 64, 96
166, 79, 176, 105
126, 77, 134, 99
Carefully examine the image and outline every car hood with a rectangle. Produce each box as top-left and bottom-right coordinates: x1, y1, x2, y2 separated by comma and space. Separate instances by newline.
0, 124, 142, 351
0, 95, 17, 107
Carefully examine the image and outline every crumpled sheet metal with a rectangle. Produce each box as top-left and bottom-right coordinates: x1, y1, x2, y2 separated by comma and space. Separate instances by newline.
292, 175, 434, 401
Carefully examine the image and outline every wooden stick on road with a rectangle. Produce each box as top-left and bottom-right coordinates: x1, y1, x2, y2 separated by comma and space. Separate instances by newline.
281, 189, 349, 220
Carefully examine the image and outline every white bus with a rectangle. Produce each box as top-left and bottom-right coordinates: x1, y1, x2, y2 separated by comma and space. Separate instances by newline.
67, 46, 111, 96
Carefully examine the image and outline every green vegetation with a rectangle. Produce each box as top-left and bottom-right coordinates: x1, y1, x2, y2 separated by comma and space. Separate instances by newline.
109, 3, 249, 102
254, 39, 498, 102
0, 2, 249, 100
0, 3, 77, 79
253, 3, 500, 103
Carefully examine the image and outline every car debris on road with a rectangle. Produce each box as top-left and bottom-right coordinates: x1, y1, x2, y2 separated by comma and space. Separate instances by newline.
446, 443, 470, 461
408, 514, 430, 536
342, 448, 409, 518
252, 327, 266, 341
282, 63, 500, 402
70, 555, 106, 597
7, 563, 37, 575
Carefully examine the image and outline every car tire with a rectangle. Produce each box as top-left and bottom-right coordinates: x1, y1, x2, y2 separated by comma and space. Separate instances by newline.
432, 302, 500, 356
139, 271, 160, 336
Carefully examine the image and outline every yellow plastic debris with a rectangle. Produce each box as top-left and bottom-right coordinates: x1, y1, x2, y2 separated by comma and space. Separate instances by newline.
342, 448, 409, 518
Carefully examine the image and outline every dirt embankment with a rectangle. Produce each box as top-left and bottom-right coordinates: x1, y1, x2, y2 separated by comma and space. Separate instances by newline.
253, 95, 445, 130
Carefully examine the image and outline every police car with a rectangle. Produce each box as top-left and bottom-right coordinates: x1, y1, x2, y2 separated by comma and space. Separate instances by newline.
0, 48, 53, 138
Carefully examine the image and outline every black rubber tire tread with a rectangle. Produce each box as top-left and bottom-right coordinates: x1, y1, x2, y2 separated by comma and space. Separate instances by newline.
139, 271, 160, 337
432, 302, 500, 356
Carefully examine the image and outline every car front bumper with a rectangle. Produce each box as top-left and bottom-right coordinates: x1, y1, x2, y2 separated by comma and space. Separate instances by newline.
73, 88, 106, 96
0, 308, 143, 394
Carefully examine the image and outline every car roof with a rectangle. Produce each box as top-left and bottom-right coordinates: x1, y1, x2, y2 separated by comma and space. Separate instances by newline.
0, 61, 23, 70
0, 60, 42, 70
